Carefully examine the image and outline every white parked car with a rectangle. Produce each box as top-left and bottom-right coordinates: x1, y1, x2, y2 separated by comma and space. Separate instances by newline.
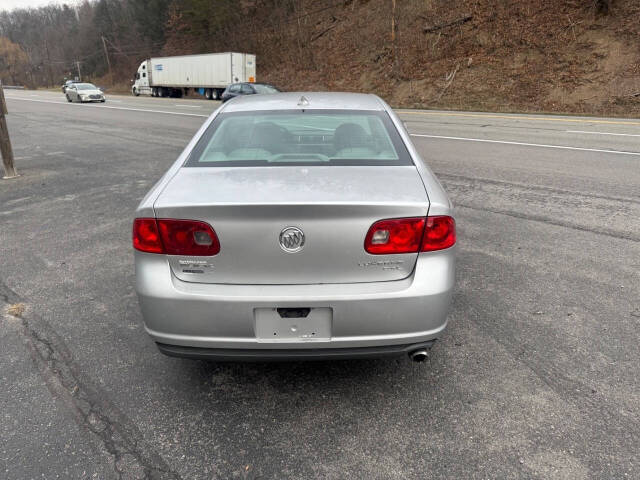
65, 83, 106, 103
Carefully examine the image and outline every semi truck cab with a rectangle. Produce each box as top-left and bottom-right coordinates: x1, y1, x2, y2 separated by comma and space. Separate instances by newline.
132, 61, 151, 96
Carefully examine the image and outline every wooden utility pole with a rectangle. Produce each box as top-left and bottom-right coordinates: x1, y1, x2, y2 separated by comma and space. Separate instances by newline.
101, 36, 112, 79
43, 38, 54, 87
75, 60, 82, 82
0, 84, 18, 179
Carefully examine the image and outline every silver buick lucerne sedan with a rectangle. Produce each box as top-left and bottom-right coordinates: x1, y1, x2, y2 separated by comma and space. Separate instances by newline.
133, 92, 455, 361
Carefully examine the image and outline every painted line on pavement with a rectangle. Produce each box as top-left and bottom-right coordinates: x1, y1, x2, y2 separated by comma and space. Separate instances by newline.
4, 96, 210, 118
410, 133, 640, 156
566, 130, 640, 137
400, 110, 640, 126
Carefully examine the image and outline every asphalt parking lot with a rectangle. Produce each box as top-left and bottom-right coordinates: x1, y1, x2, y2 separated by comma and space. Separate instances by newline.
1, 90, 639, 479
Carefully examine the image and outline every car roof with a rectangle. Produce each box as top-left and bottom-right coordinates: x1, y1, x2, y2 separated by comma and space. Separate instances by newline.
230, 82, 274, 88
221, 92, 386, 112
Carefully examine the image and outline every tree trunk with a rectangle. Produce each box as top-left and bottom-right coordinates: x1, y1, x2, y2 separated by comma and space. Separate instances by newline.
391, 0, 399, 77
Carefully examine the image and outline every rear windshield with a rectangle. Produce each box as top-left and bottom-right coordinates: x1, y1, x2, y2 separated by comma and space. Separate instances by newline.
76, 83, 97, 90
252, 84, 279, 94
185, 109, 412, 167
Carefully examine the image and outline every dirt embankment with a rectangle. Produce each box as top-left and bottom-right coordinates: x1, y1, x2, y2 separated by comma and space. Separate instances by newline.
60, 1, 639, 116
254, 0, 639, 116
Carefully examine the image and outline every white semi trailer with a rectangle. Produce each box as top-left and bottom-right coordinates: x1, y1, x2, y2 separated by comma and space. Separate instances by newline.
131, 52, 256, 100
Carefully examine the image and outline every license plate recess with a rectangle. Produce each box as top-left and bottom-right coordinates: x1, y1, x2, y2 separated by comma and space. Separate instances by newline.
254, 307, 332, 342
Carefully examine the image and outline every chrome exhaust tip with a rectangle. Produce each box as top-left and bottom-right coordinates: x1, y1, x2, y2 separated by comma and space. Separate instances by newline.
409, 349, 429, 363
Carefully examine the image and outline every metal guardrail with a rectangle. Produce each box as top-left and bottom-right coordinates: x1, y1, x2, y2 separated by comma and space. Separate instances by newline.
2, 86, 25, 90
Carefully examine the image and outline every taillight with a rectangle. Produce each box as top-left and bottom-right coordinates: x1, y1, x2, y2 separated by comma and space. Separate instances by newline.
421, 215, 456, 251
133, 218, 163, 254
157, 219, 220, 255
133, 218, 220, 256
365, 218, 425, 254
364, 216, 455, 255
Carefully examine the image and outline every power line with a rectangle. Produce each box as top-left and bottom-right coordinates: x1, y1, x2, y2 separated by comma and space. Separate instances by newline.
35, 49, 102, 66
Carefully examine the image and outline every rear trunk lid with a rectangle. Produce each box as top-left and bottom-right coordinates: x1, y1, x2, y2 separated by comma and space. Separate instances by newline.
154, 166, 429, 284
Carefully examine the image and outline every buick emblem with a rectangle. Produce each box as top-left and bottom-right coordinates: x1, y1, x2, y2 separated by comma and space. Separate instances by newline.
279, 226, 305, 253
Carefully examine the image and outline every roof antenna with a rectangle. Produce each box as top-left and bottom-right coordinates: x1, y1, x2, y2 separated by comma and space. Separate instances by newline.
297, 95, 309, 107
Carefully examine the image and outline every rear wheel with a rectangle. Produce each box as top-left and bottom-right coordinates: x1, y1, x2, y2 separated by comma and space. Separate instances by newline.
132, 87, 139, 97
211, 89, 220, 100
205, 88, 212, 100
151, 87, 157, 97
66, 95, 71, 102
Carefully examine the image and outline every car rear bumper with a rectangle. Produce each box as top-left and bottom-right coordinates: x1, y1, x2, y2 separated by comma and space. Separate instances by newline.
156, 341, 436, 361
135, 248, 455, 357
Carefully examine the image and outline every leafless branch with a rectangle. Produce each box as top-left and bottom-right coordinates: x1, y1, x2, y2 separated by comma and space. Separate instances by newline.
310, 22, 339, 43
436, 64, 460, 101
423, 15, 472, 34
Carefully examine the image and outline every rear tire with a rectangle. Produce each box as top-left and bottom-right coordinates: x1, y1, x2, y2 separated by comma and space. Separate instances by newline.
132, 87, 139, 97
151, 87, 157, 97
66, 95, 71, 102
211, 89, 220, 100
205, 88, 212, 100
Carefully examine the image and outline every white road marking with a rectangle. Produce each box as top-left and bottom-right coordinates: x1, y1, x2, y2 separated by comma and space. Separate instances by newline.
5, 196, 32, 206
46, 151, 65, 155
410, 133, 640, 156
400, 109, 640, 126
108, 99, 122, 103
566, 130, 640, 137
174, 104, 202, 108
4, 96, 209, 118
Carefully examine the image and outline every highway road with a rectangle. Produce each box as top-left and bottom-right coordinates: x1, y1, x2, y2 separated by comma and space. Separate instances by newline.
1, 90, 639, 479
